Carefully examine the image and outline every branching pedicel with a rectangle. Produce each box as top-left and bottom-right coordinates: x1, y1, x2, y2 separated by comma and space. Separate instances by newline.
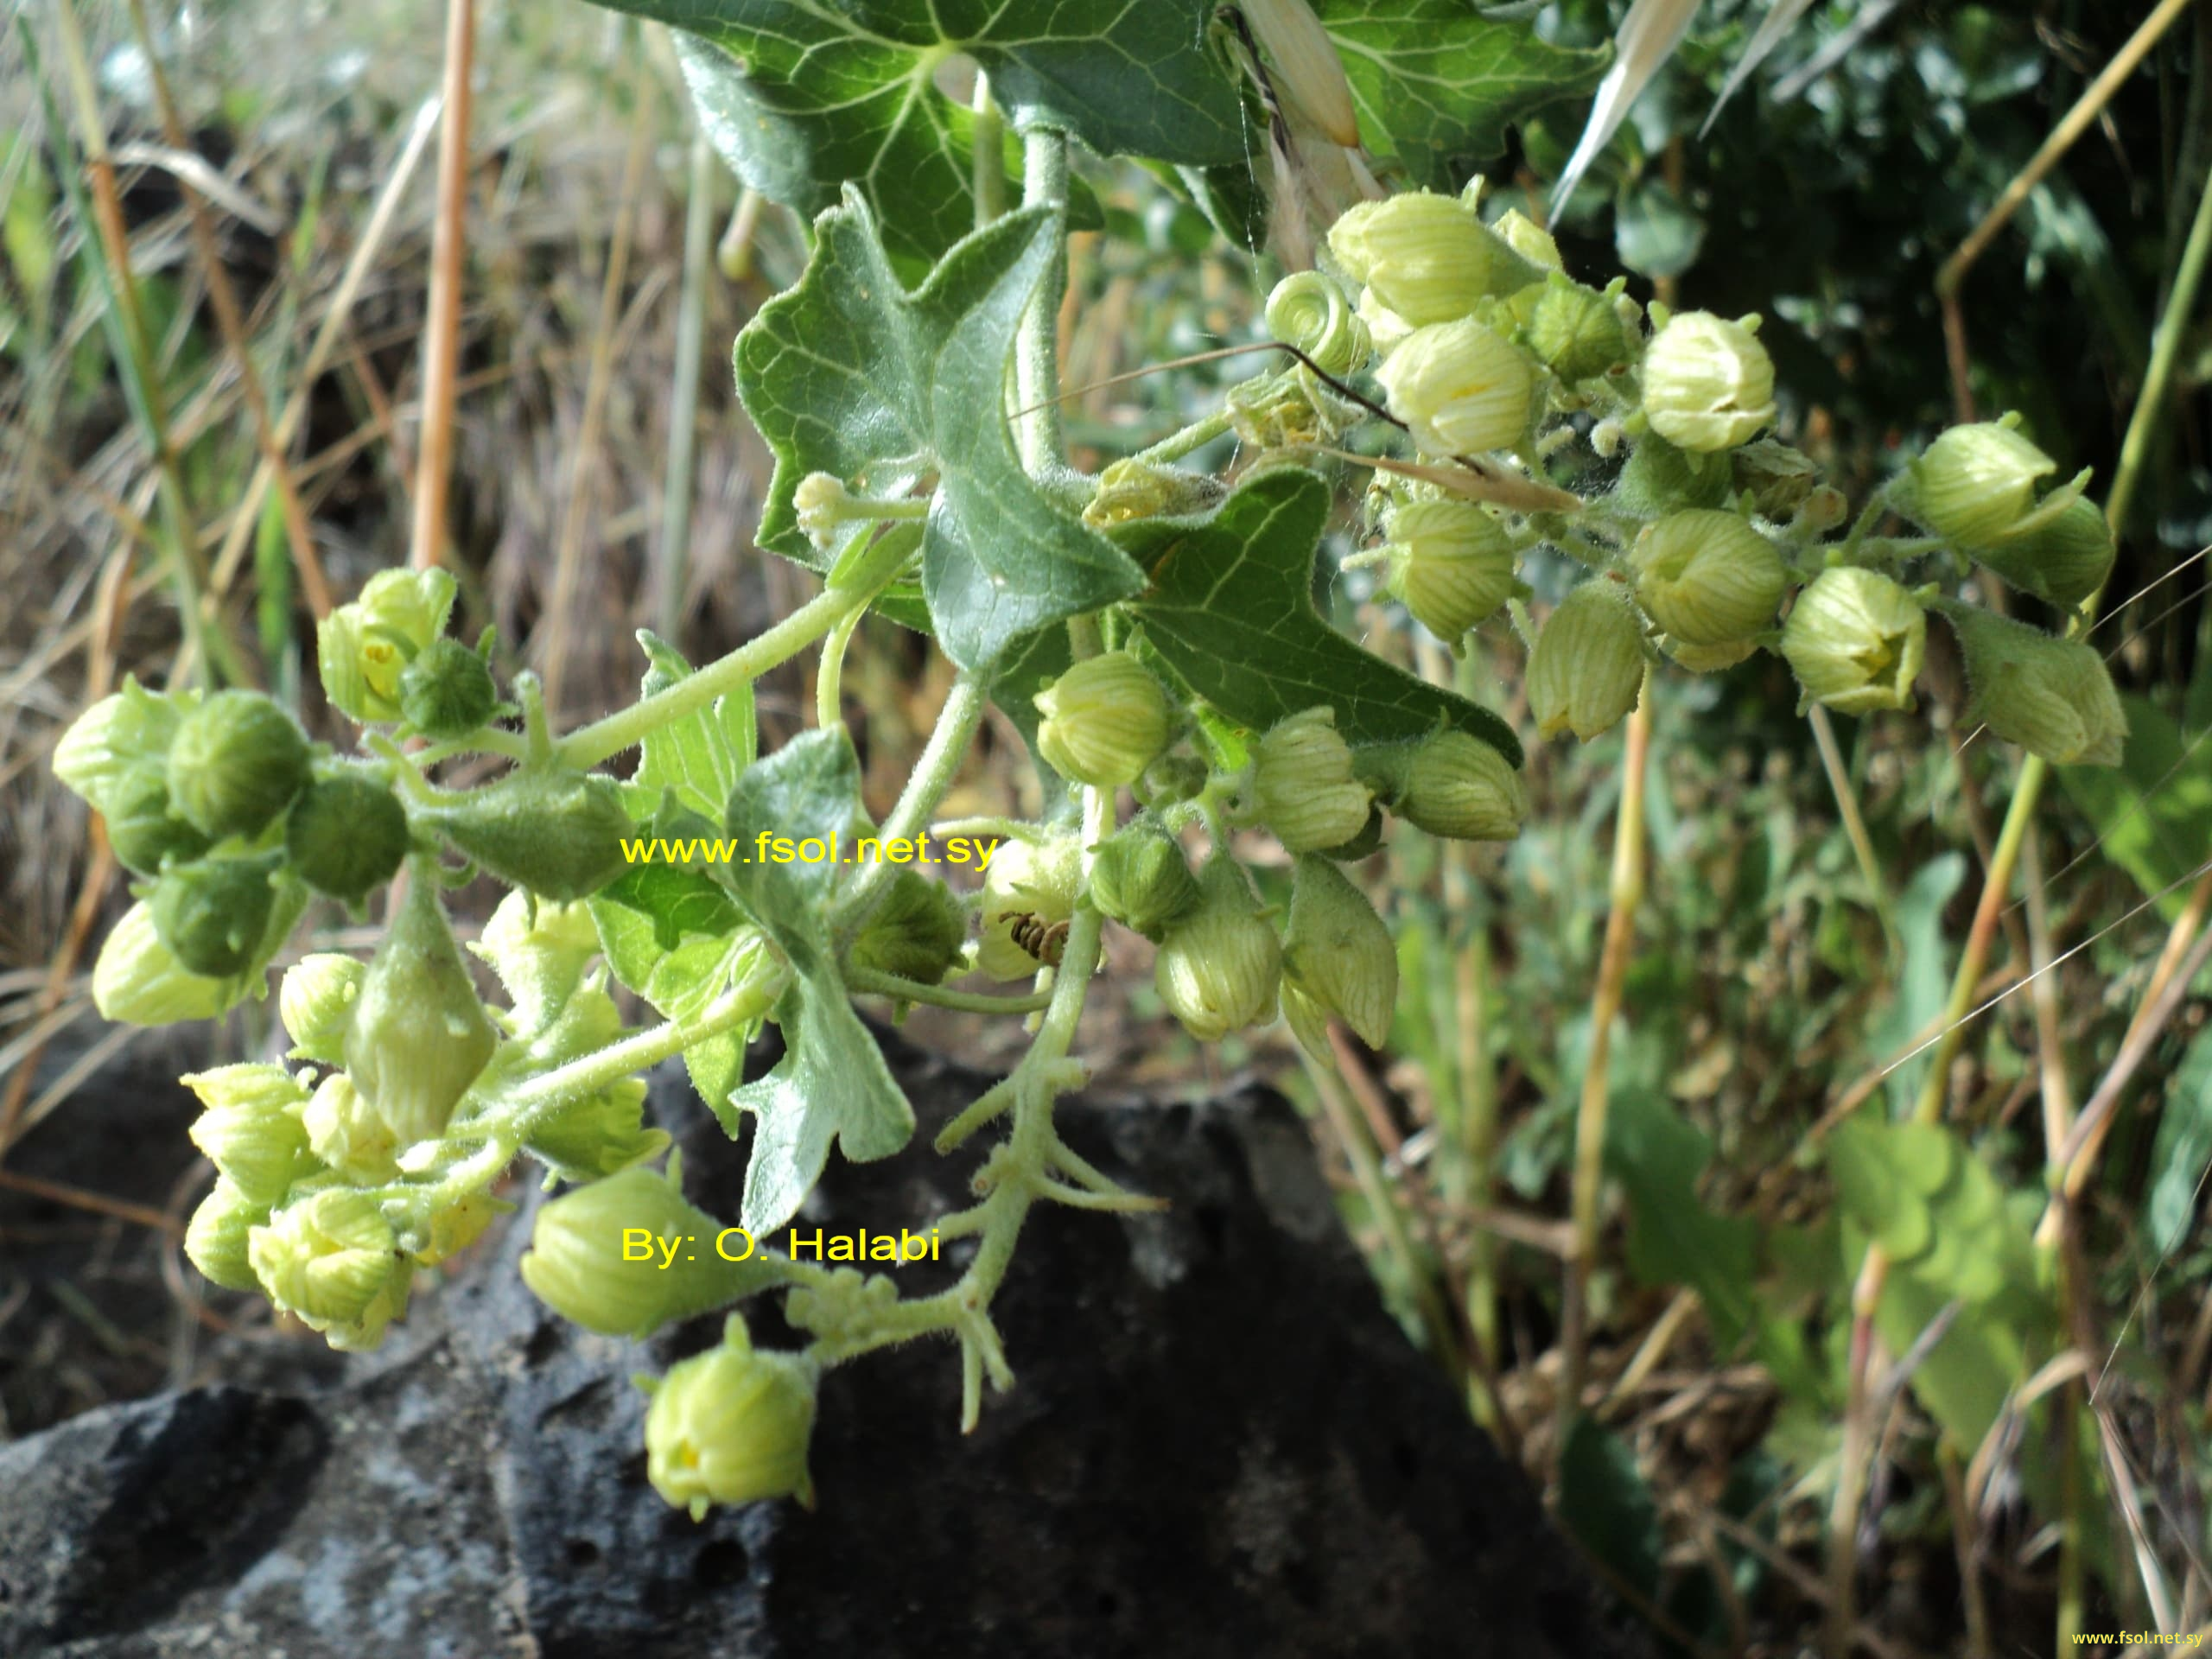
54, 144, 2125, 1517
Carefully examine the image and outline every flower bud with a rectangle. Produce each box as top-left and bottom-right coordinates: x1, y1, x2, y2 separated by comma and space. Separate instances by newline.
976, 836, 1082, 981
1326, 194, 1542, 326
423, 767, 634, 901
280, 953, 365, 1065
1392, 730, 1525, 840
92, 901, 227, 1026
1082, 457, 1225, 529
848, 871, 968, 986
1731, 439, 1823, 521
103, 773, 213, 878
522, 1160, 759, 1338
1666, 638, 1759, 674
285, 771, 410, 905
1525, 275, 1630, 383
1527, 582, 1647, 741
1902, 418, 2056, 549
1973, 493, 2115, 612
1264, 270, 1370, 378
1357, 285, 1414, 356
792, 473, 855, 551
398, 638, 499, 739
343, 874, 499, 1147
1630, 510, 1786, 645
301, 1072, 401, 1184
1642, 311, 1777, 453
412, 1191, 510, 1267
1281, 855, 1395, 1047
1034, 652, 1171, 789
318, 567, 457, 723
639, 1313, 819, 1516
1154, 859, 1281, 1041
149, 852, 285, 979
1492, 208, 1562, 271
1376, 318, 1535, 458
185, 1179, 271, 1291
182, 1064, 316, 1202
1382, 499, 1519, 644
1252, 707, 1373, 853
1943, 605, 2126, 767
1612, 434, 1733, 518
249, 1187, 412, 1351
1089, 819, 1201, 940
471, 889, 603, 1039
1243, 0, 1360, 146
523, 1078, 671, 1185
1779, 567, 1927, 715
53, 677, 194, 816
167, 690, 310, 841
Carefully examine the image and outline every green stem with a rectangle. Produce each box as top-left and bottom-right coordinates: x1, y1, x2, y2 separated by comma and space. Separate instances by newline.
1808, 703, 1897, 954
844, 968, 1054, 1016
556, 585, 854, 769
971, 72, 1006, 229
816, 603, 863, 730
832, 673, 988, 934
1134, 410, 1234, 467
1014, 128, 1069, 471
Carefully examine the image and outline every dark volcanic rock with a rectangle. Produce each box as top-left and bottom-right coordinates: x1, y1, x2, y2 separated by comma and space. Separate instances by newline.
0, 1033, 1644, 1659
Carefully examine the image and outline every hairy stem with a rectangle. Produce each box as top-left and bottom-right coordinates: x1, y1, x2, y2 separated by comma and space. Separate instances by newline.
1014, 129, 1069, 472
832, 674, 988, 935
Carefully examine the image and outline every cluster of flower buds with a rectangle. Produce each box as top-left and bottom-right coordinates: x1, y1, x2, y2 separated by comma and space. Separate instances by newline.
1898, 416, 2114, 612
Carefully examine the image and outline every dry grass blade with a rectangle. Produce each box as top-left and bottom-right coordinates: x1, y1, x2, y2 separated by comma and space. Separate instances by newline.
1700, 0, 1819, 137
1551, 0, 1702, 214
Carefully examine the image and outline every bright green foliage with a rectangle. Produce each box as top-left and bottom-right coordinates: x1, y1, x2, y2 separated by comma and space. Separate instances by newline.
736, 196, 1143, 672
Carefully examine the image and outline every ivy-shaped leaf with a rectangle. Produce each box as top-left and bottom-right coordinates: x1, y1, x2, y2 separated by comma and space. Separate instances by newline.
593, 3, 1247, 265
737, 193, 1145, 673
718, 728, 914, 1234
633, 631, 755, 819
1315, 0, 1607, 191
1120, 467, 1523, 766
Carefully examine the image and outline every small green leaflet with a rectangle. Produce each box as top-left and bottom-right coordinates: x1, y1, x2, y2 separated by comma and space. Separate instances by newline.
737, 194, 1145, 674
1119, 467, 1523, 766
595, 1, 1246, 265
632, 631, 755, 818
1313, 0, 1606, 191
718, 728, 915, 1234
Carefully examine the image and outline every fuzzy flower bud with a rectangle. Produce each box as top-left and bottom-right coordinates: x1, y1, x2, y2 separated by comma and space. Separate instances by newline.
1264, 270, 1371, 378
1082, 457, 1224, 529
301, 1073, 400, 1184
1527, 582, 1647, 741
399, 638, 499, 739
1327, 194, 1542, 326
185, 1179, 271, 1292
92, 901, 227, 1027
520, 1160, 755, 1338
103, 773, 213, 878
1392, 730, 1525, 840
343, 874, 499, 1148
1376, 318, 1535, 458
1154, 859, 1282, 1042
1252, 707, 1373, 853
976, 836, 1082, 981
1972, 493, 2115, 612
1492, 208, 1563, 271
1281, 855, 1396, 1048
523, 1078, 671, 1186
1630, 510, 1786, 645
182, 1065, 316, 1203
53, 677, 195, 817
1034, 652, 1171, 788
149, 853, 285, 979
1243, 0, 1359, 145
249, 1188, 412, 1351
1525, 275, 1630, 383
1944, 605, 2127, 767
1731, 439, 1823, 521
1613, 434, 1734, 518
280, 953, 365, 1065
471, 890, 603, 1040
285, 770, 410, 906
412, 1192, 510, 1268
1642, 311, 1777, 453
167, 691, 310, 842
317, 568, 457, 723
1382, 499, 1519, 644
640, 1314, 819, 1516
1903, 418, 2058, 549
1089, 819, 1201, 940
423, 768, 634, 902
1780, 568, 1928, 715
849, 871, 969, 986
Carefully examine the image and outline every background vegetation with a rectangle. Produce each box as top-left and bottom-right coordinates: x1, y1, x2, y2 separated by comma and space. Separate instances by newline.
3, 1, 2211, 1654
